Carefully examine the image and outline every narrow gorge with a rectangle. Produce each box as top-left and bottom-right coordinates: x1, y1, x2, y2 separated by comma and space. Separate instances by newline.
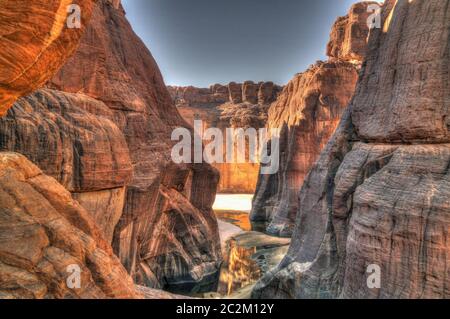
251, 1, 375, 237
0, 0, 448, 300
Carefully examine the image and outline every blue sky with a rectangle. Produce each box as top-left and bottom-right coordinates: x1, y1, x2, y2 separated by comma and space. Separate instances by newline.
121, 0, 372, 87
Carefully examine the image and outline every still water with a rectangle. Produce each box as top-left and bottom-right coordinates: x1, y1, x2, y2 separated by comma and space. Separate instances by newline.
212, 194, 289, 298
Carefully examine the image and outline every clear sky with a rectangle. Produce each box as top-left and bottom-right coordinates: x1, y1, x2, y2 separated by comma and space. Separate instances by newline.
121, 0, 372, 87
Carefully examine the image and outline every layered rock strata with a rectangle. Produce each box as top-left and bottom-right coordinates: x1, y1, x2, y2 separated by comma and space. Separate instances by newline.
169, 82, 282, 193
250, 2, 375, 237
0, 0, 141, 299
0, 89, 133, 244
253, 0, 450, 299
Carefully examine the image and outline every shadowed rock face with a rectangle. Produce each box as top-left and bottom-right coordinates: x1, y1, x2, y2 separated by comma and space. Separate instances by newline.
1, 0, 222, 293
48, 0, 222, 292
250, 62, 360, 237
169, 82, 282, 193
0, 0, 94, 115
0, 152, 139, 299
253, 0, 450, 299
250, 2, 374, 237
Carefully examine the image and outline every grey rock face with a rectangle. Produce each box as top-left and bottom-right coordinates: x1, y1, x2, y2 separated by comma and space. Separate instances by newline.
253, 0, 450, 299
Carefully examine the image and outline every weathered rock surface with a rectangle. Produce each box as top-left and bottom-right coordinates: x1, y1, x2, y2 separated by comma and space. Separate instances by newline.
0, 89, 132, 244
49, 0, 222, 292
169, 82, 282, 193
253, 0, 450, 299
0, 0, 145, 299
327, 2, 377, 62
1, 0, 222, 294
0, 152, 139, 299
250, 3, 372, 237
0, 0, 94, 115
168, 82, 282, 111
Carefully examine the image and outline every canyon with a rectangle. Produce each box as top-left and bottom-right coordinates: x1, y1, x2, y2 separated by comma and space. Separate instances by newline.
250, 1, 376, 237
0, 0, 448, 300
169, 82, 282, 193
253, 0, 450, 299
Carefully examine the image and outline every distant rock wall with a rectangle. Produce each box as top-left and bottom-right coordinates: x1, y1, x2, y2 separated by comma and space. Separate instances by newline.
169, 82, 282, 193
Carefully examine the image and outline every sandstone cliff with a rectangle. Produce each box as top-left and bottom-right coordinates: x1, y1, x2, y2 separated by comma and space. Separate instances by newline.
250, 2, 374, 237
0, 152, 139, 298
0, 0, 141, 299
169, 82, 282, 193
1, 0, 222, 293
0, 0, 93, 116
253, 0, 450, 299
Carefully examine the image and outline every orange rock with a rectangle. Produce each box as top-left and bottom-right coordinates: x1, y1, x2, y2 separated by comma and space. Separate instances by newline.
0, 0, 94, 116
47, 0, 222, 291
250, 2, 370, 236
169, 82, 282, 193
0, 152, 139, 298
327, 2, 378, 62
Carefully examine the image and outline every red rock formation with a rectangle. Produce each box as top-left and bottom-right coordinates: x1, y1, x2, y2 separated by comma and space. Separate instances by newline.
1, 0, 222, 293
0, 152, 139, 298
0, 0, 94, 116
49, 0, 222, 292
250, 2, 374, 236
253, 0, 450, 299
0, 89, 133, 243
0, 0, 141, 299
327, 2, 375, 62
169, 82, 282, 193
168, 82, 282, 111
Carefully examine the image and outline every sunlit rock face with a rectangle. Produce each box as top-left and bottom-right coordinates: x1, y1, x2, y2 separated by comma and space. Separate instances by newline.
0, 152, 139, 299
0, 0, 222, 293
0, 0, 139, 299
49, 0, 222, 293
0, 0, 94, 115
253, 0, 450, 299
169, 82, 282, 193
327, 2, 376, 62
250, 2, 374, 237
0, 89, 133, 243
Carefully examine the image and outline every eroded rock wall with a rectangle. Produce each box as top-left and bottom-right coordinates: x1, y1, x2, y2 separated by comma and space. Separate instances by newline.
169, 82, 282, 193
0, 89, 132, 243
0, 0, 140, 299
0, 0, 93, 115
0, 152, 139, 298
250, 2, 375, 236
253, 0, 450, 299
49, 0, 222, 292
